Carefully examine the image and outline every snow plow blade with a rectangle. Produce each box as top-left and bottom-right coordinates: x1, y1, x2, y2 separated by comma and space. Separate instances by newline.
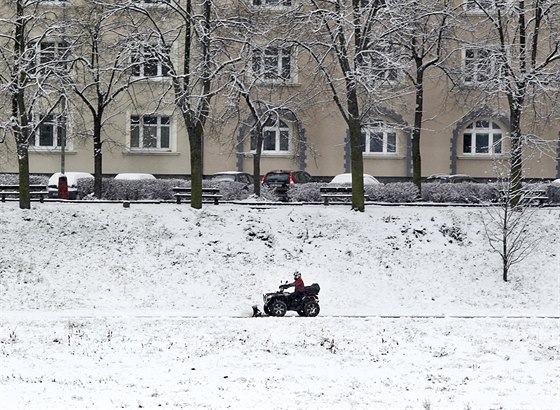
252, 305, 263, 317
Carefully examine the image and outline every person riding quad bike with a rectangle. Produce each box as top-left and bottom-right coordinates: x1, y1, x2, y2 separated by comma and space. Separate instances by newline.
253, 272, 321, 317
281, 271, 305, 308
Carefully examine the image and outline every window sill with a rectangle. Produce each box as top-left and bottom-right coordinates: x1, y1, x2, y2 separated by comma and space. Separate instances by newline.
29, 149, 77, 154
254, 80, 300, 88
243, 151, 292, 158
363, 154, 405, 160
457, 154, 509, 160
123, 150, 179, 156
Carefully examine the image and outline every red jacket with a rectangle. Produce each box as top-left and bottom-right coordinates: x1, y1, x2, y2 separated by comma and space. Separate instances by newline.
291, 277, 305, 293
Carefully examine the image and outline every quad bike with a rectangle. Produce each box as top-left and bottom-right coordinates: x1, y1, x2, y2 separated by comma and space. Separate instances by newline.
252, 283, 321, 317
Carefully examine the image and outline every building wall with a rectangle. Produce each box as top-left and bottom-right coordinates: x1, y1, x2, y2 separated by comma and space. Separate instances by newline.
0, 0, 558, 180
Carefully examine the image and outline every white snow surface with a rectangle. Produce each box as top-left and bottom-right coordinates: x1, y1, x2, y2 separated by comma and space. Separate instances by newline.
0, 202, 559, 409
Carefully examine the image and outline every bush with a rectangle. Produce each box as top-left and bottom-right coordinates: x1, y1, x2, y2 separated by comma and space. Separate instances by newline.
366, 182, 419, 203
421, 182, 499, 203
0, 174, 48, 185
288, 183, 322, 202
548, 185, 560, 203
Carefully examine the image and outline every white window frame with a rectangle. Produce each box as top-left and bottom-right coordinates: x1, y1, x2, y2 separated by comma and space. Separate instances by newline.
462, 119, 503, 156
29, 113, 66, 150
361, 120, 398, 155
130, 115, 171, 151
464, 0, 501, 13
131, 45, 171, 78
251, 118, 291, 154
31, 40, 69, 75
463, 47, 498, 85
252, 46, 295, 84
361, 43, 400, 86
252, 0, 293, 8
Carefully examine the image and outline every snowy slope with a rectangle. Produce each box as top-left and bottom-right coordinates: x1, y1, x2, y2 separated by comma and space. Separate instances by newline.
0, 202, 559, 409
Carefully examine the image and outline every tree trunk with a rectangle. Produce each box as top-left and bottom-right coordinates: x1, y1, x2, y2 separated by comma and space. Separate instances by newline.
188, 123, 204, 209
347, 89, 365, 212
509, 108, 523, 206
253, 132, 263, 197
17, 143, 31, 210
93, 116, 103, 198
412, 71, 424, 193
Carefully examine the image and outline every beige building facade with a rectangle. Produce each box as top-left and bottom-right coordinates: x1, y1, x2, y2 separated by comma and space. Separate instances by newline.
1, 0, 559, 181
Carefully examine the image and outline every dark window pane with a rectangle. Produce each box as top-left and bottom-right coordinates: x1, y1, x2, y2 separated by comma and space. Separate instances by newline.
39, 123, 53, 146
475, 133, 489, 153
463, 133, 472, 153
370, 132, 383, 152
493, 133, 502, 154
161, 127, 169, 148
360, 130, 366, 152
387, 132, 396, 153
280, 130, 289, 151
263, 130, 276, 150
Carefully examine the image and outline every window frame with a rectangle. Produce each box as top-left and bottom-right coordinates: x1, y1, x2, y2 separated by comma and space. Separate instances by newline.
30, 40, 70, 76
29, 113, 67, 150
463, 47, 499, 85
361, 120, 398, 155
360, 42, 400, 86
130, 115, 172, 151
250, 118, 291, 154
131, 44, 171, 79
252, 45, 295, 84
462, 119, 504, 156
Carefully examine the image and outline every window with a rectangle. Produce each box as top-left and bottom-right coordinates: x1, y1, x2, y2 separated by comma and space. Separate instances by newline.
252, 46, 294, 83
464, 48, 498, 84
465, 0, 498, 11
130, 115, 170, 150
463, 120, 503, 155
251, 118, 290, 153
361, 42, 399, 85
131, 45, 170, 78
361, 120, 397, 154
253, 0, 291, 6
30, 114, 66, 149
31, 41, 69, 75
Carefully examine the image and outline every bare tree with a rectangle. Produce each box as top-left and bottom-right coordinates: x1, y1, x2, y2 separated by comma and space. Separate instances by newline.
122, 0, 241, 209
0, 0, 70, 209
389, 0, 452, 192
68, 1, 144, 198
455, 0, 560, 202
297, 0, 398, 211
480, 159, 544, 281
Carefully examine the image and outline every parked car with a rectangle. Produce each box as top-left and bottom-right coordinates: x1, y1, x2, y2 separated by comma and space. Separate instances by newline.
209, 171, 254, 185
550, 178, 560, 187
47, 172, 94, 199
426, 174, 479, 183
114, 173, 156, 180
329, 173, 381, 185
262, 170, 313, 186
262, 170, 313, 201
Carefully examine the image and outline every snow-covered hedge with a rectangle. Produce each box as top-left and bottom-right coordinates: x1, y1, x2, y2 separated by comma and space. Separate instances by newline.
28, 174, 560, 204
0, 173, 48, 186
421, 182, 498, 203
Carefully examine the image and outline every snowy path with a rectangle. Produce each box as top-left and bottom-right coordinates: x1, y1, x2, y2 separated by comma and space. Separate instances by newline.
1, 315, 558, 410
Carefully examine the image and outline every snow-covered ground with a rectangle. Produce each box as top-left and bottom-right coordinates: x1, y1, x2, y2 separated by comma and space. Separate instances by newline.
1, 202, 559, 409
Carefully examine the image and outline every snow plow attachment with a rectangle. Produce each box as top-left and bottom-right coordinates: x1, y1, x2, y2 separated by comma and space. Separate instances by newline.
252, 305, 263, 317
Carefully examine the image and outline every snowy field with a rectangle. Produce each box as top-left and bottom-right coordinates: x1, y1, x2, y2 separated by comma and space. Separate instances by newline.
0, 202, 559, 409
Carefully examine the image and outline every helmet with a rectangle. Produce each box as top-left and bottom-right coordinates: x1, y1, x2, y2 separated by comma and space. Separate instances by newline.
293, 271, 301, 280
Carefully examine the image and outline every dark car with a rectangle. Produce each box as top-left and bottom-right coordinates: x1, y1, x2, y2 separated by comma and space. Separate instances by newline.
262, 170, 313, 186
262, 170, 313, 201
209, 171, 254, 185
426, 174, 479, 183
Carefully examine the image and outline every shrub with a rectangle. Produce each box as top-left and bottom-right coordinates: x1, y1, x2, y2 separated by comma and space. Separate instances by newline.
548, 185, 560, 203
421, 182, 498, 203
288, 183, 322, 202
366, 182, 419, 203
0, 174, 48, 185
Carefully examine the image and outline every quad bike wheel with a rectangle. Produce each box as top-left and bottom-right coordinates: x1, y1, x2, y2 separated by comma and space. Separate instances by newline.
270, 300, 287, 317
263, 304, 270, 315
303, 301, 320, 317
